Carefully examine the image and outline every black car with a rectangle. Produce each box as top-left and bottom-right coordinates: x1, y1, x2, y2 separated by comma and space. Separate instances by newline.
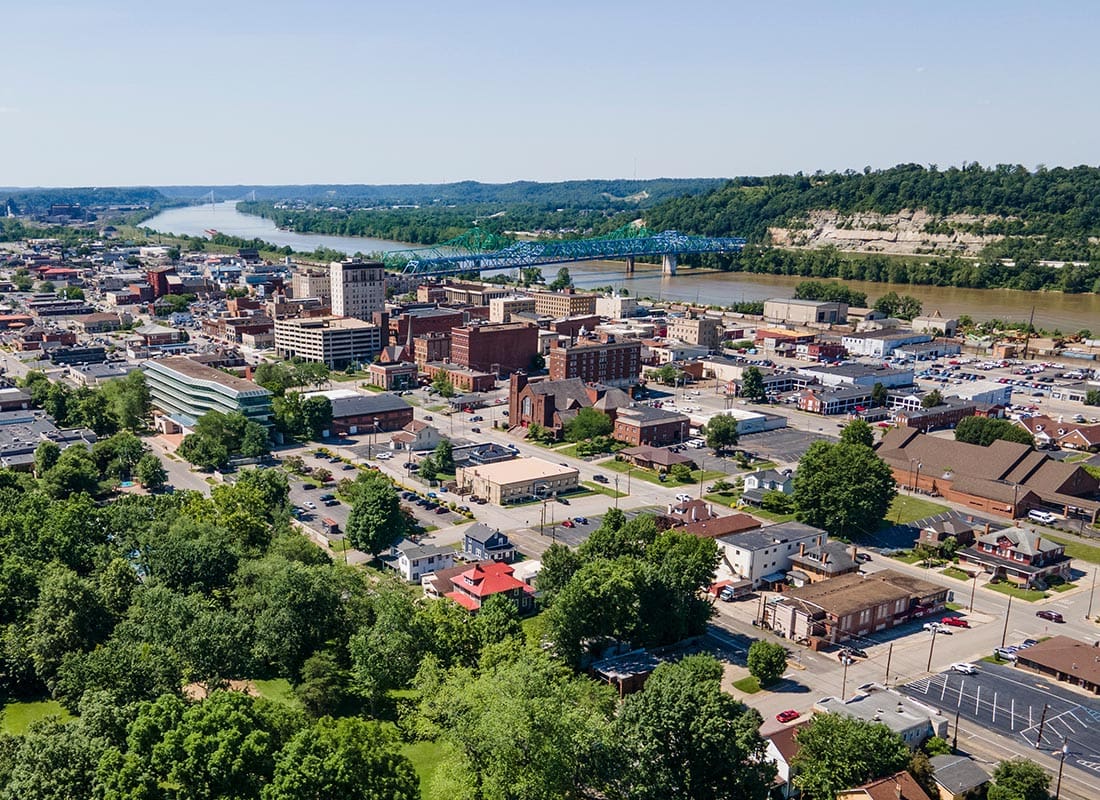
842, 646, 868, 659
319, 493, 335, 501
593, 474, 608, 483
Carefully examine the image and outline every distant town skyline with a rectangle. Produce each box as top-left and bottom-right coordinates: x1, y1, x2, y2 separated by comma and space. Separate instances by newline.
2, 0, 1098, 186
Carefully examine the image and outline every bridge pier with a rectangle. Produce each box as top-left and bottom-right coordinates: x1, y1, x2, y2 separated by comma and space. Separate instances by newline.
625, 256, 635, 274
662, 254, 677, 276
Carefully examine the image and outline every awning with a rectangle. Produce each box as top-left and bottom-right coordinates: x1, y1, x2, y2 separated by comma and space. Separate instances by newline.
761, 571, 788, 584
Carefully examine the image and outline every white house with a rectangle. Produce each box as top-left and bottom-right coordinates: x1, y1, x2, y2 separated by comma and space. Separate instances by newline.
390, 420, 443, 452
741, 468, 795, 505
382, 539, 455, 583
716, 521, 826, 588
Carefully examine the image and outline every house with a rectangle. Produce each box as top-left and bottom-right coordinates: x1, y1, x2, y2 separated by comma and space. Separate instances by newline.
1013, 635, 1100, 695
767, 570, 948, 645
787, 541, 860, 585
838, 771, 934, 800
613, 406, 691, 446
1019, 415, 1100, 452
304, 390, 414, 436
617, 444, 697, 472
741, 468, 795, 506
927, 755, 990, 800
390, 420, 443, 452
716, 522, 828, 587
382, 539, 455, 583
815, 684, 948, 749
663, 498, 719, 527
463, 523, 516, 563
681, 512, 763, 539
914, 516, 989, 553
957, 526, 1070, 588
445, 561, 536, 614
765, 720, 811, 799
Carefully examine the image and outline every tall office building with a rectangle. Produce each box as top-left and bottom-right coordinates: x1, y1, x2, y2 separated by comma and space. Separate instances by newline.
330, 260, 385, 319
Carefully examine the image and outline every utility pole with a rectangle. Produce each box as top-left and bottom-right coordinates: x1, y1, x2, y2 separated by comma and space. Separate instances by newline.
952, 705, 961, 750
926, 626, 939, 672
884, 642, 893, 684
614, 475, 620, 510
1055, 737, 1069, 799
969, 572, 978, 612
1087, 567, 1097, 620
841, 656, 850, 698
1035, 703, 1050, 748
698, 454, 706, 499
1001, 594, 1013, 648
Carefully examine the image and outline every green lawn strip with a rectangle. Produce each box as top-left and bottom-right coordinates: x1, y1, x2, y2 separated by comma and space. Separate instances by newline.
705, 491, 742, 508
1048, 581, 1074, 593
425, 404, 447, 413
986, 582, 1048, 602
1, 700, 72, 735
941, 567, 971, 581
252, 679, 300, 707
751, 508, 799, 523
732, 676, 761, 694
885, 495, 951, 526
945, 601, 964, 611
600, 459, 724, 487
401, 739, 450, 790
891, 551, 923, 565
581, 481, 628, 498
1043, 534, 1100, 566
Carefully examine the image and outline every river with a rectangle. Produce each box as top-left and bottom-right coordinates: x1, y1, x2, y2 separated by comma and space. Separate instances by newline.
145, 202, 1100, 330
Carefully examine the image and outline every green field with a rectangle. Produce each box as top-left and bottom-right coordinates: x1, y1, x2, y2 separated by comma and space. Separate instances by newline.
600, 458, 724, 488
1, 700, 72, 735
252, 678, 300, 707
941, 567, 972, 581
885, 495, 950, 526
732, 676, 761, 694
581, 481, 628, 499
986, 582, 1047, 602
401, 739, 449, 792
1044, 534, 1100, 565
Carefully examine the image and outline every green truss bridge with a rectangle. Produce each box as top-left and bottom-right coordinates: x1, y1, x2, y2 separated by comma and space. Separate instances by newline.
380, 227, 746, 277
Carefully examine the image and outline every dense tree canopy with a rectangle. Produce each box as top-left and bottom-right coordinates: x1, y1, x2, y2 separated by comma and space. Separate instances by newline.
792, 714, 910, 800
954, 416, 1035, 446
793, 440, 897, 537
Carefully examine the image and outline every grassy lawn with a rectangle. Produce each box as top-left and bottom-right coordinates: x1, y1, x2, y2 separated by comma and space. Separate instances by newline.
1, 700, 72, 735
942, 567, 972, 581
986, 582, 1048, 602
581, 481, 628, 498
945, 601, 964, 611
401, 740, 449, 791
252, 679, 300, 707
601, 459, 724, 488
885, 495, 951, 526
557, 443, 622, 460
891, 550, 923, 565
1044, 534, 1100, 566
705, 491, 742, 508
425, 404, 447, 413
732, 676, 761, 694
752, 507, 799, 523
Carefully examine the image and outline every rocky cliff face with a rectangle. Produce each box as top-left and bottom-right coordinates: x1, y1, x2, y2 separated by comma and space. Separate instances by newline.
768, 209, 1004, 255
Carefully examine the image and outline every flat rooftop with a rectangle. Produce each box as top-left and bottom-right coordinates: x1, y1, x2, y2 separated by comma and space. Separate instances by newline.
147, 356, 268, 395
461, 456, 578, 484
275, 316, 378, 331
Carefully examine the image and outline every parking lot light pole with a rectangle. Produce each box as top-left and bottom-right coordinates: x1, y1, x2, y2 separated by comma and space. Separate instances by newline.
1055, 737, 1069, 799
926, 626, 939, 672
1087, 567, 1097, 620
1035, 703, 1050, 748
969, 572, 978, 612
1001, 594, 1013, 649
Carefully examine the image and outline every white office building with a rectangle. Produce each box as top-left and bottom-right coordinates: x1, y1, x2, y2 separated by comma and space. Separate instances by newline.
330, 259, 385, 319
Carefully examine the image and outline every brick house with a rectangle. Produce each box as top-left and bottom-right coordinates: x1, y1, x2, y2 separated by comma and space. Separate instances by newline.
957, 526, 1071, 587
613, 406, 691, 446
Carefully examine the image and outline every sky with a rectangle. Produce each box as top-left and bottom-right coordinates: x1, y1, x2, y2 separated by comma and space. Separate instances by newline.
2, 0, 1098, 187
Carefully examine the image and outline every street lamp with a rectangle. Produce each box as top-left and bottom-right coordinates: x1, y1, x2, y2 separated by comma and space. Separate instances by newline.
1055, 737, 1069, 799
698, 453, 706, 500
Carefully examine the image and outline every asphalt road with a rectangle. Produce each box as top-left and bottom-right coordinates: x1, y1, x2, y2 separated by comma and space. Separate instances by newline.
901, 662, 1100, 780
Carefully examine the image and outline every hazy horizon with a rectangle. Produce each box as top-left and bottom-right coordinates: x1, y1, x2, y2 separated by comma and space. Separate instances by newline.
3, 1, 1097, 186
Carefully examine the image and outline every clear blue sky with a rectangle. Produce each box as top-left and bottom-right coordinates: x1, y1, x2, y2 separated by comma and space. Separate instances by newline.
3, 0, 1097, 186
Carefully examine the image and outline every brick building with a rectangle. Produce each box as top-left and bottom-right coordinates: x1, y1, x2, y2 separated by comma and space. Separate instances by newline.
414, 332, 451, 368
451, 322, 539, 376
613, 406, 692, 446
533, 290, 597, 318
305, 390, 414, 436
388, 307, 465, 345
668, 316, 723, 350
550, 314, 601, 340
548, 338, 642, 388
423, 362, 497, 393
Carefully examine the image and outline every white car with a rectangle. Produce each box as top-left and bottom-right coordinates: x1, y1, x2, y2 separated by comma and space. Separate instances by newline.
304, 501, 317, 510
951, 663, 978, 675
675, 493, 693, 503
376, 452, 392, 460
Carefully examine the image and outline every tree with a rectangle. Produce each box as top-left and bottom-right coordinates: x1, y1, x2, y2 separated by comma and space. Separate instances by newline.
266, 717, 419, 800
301, 395, 332, 439
294, 650, 352, 718
546, 558, 641, 667
651, 363, 679, 386
34, 440, 60, 475
434, 439, 455, 473
793, 441, 897, 537
792, 714, 910, 800
669, 463, 693, 482
41, 447, 101, 499
922, 389, 944, 408
29, 565, 111, 689
564, 408, 613, 442
101, 371, 150, 431
747, 640, 787, 685
134, 453, 167, 491
549, 267, 574, 291
704, 414, 739, 454
417, 455, 439, 484
840, 419, 875, 447
1086, 389, 1100, 406
536, 543, 583, 606
607, 655, 774, 800
988, 759, 1051, 800
345, 473, 406, 555
239, 421, 270, 458
530, 352, 545, 371
350, 589, 428, 710
954, 416, 1034, 446
473, 593, 522, 649
740, 366, 767, 401
177, 432, 229, 471
3, 718, 105, 800
871, 381, 888, 408
431, 371, 455, 398
254, 362, 297, 395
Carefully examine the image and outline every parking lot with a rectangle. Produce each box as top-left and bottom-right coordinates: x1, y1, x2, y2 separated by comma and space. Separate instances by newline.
738, 428, 836, 465
902, 662, 1100, 778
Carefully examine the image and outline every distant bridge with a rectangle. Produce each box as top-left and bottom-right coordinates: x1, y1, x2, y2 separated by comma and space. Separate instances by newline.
380, 226, 746, 277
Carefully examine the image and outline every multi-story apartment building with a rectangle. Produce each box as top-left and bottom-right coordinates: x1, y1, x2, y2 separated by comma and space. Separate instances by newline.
451, 322, 539, 376
413, 332, 452, 368
144, 356, 272, 426
533, 290, 597, 318
330, 259, 385, 319
291, 268, 332, 302
488, 295, 536, 323
668, 316, 723, 350
388, 307, 465, 344
273, 316, 383, 368
548, 338, 642, 388
595, 294, 638, 319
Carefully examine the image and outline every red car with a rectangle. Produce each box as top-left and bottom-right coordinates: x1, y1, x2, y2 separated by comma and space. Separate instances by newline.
561, 519, 575, 528
776, 710, 800, 724
940, 616, 970, 628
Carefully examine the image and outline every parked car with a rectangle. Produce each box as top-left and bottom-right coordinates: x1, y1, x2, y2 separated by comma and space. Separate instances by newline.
423, 415, 433, 421
304, 501, 317, 510
470, 427, 481, 433
940, 616, 970, 628
574, 517, 588, 525
561, 519, 575, 528
558, 497, 570, 505
1028, 509, 1057, 524
776, 710, 800, 723
434, 506, 449, 514
842, 646, 868, 658
1036, 610, 1064, 623
319, 494, 335, 501
855, 553, 872, 563
592, 474, 608, 483
923, 622, 951, 634
951, 663, 978, 675
994, 647, 1018, 661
